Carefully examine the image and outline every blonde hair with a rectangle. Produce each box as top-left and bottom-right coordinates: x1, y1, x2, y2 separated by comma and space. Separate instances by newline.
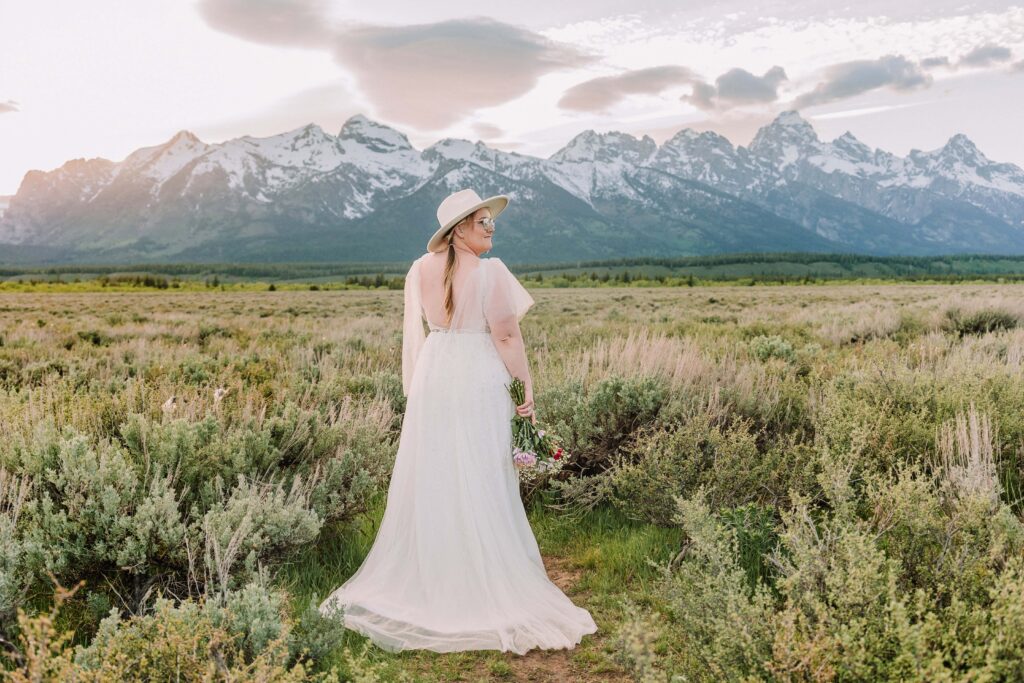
442, 210, 478, 324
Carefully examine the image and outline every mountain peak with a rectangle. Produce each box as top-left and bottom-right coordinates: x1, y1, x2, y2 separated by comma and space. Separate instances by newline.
758, 110, 817, 138
287, 122, 329, 137
774, 110, 810, 128
434, 136, 485, 148
549, 129, 657, 164
748, 110, 820, 163
908, 132, 989, 168
757, 110, 818, 141
167, 130, 203, 146
942, 133, 987, 163
665, 127, 733, 148
832, 130, 872, 158
669, 128, 701, 141
423, 137, 489, 162
338, 114, 414, 152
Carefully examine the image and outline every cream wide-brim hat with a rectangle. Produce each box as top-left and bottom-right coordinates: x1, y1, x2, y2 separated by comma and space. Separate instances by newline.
427, 188, 509, 253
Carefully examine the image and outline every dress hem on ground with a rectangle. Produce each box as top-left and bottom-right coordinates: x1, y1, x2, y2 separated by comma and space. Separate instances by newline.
324, 599, 599, 656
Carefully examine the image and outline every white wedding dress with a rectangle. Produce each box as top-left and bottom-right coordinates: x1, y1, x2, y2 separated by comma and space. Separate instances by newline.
319, 253, 598, 655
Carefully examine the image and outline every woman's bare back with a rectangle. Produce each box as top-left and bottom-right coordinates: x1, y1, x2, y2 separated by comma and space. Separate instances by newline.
418, 251, 484, 329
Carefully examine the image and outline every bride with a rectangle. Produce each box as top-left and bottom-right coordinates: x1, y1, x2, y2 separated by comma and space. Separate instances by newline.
319, 188, 598, 655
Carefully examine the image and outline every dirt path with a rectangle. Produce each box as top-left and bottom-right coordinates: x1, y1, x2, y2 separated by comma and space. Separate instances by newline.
463, 554, 633, 683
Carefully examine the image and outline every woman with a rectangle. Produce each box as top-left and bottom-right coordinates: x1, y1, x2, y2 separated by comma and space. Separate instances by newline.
319, 188, 598, 655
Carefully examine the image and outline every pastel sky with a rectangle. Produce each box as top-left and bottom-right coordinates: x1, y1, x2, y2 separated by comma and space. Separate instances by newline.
2, 0, 1023, 195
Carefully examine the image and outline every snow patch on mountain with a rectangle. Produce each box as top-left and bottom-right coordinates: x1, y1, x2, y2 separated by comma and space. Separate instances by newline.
239, 124, 344, 172
145, 131, 209, 181
543, 130, 657, 205
904, 135, 1024, 196
338, 114, 431, 184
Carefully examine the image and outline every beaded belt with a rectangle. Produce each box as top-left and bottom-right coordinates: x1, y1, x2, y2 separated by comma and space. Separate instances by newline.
428, 324, 489, 334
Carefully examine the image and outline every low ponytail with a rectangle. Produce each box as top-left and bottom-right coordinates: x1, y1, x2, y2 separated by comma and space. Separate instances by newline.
442, 215, 469, 324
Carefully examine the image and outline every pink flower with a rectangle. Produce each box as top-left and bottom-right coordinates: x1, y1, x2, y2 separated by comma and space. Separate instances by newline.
513, 450, 537, 469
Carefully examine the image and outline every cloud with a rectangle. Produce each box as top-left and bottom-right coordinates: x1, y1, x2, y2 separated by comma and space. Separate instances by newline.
191, 79, 362, 141
958, 43, 1013, 67
793, 54, 931, 108
919, 44, 1016, 74
330, 18, 595, 129
808, 101, 934, 120
920, 56, 951, 69
472, 122, 504, 139
197, 0, 595, 130
920, 44, 1016, 73
685, 66, 788, 111
1013, 59, 1024, 73
196, 0, 335, 47
557, 65, 699, 112
0, 100, 18, 114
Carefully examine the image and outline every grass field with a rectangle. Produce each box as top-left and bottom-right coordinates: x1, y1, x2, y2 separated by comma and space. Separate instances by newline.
3, 281, 1024, 681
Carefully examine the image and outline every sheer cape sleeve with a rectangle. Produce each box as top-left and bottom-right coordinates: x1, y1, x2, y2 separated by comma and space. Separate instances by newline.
402, 257, 425, 397
484, 257, 535, 331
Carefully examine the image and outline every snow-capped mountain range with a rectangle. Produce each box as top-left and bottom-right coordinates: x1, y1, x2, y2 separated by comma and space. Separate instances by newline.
1, 111, 1023, 264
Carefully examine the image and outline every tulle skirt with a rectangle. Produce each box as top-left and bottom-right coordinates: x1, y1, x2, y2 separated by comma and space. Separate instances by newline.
319, 328, 598, 654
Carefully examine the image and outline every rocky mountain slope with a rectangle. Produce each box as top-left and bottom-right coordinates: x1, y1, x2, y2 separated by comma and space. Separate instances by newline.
2, 111, 1021, 264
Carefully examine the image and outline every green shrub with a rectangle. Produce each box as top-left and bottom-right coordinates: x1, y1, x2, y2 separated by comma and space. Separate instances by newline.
607, 415, 816, 525
637, 439, 1024, 681
76, 330, 110, 347
1, 469, 34, 623
20, 360, 68, 386
3, 579, 369, 681
333, 371, 406, 421
612, 599, 670, 683
766, 456, 1024, 680
652, 488, 776, 681
540, 375, 668, 475
172, 354, 221, 386
0, 358, 20, 388
812, 368, 941, 477
891, 312, 927, 345
19, 432, 189, 580
197, 323, 232, 347
607, 415, 758, 524
719, 502, 780, 592
944, 307, 1019, 337
747, 334, 795, 362
0, 400, 394, 620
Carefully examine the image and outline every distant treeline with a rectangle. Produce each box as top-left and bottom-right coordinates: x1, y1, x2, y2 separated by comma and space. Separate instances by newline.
0, 261, 405, 279
4, 252, 1024, 286
518, 251, 1024, 275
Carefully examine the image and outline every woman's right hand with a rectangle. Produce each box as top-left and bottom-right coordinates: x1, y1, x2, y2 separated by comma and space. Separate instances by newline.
516, 388, 536, 425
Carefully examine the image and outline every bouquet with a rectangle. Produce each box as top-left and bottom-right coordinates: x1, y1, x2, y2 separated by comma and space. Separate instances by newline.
505, 377, 568, 483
